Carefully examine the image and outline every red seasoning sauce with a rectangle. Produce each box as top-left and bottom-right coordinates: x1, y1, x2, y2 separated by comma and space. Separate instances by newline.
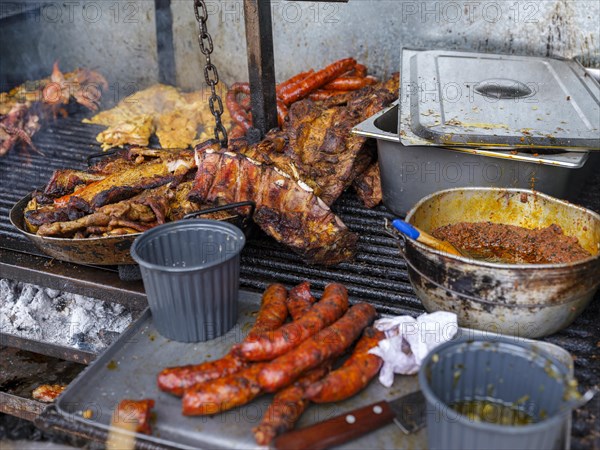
432, 222, 591, 264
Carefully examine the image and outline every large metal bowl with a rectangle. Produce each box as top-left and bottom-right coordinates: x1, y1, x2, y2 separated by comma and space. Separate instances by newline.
401, 187, 600, 338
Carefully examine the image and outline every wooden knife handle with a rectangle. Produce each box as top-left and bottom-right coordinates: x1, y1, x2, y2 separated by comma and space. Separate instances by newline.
273, 400, 395, 450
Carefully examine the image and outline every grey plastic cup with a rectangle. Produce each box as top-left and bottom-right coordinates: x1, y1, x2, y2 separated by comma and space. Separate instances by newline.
130, 219, 245, 342
418, 336, 573, 450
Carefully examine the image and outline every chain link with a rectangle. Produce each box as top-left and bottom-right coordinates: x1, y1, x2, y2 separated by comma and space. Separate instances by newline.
194, 0, 227, 147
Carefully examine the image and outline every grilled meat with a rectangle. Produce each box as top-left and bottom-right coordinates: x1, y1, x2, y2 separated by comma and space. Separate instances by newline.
32, 384, 66, 402
305, 327, 384, 402
114, 399, 155, 435
353, 161, 383, 208
258, 303, 377, 392
234, 283, 349, 362
286, 281, 316, 320
189, 143, 358, 265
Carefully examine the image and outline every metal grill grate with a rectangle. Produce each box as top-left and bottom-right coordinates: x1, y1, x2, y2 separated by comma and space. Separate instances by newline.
0, 114, 599, 448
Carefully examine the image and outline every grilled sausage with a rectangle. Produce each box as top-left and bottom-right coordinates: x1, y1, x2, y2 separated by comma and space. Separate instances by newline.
253, 362, 331, 445
234, 283, 349, 362
287, 281, 316, 320
181, 363, 266, 416
226, 82, 252, 131
322, 76, 377, 91
258, 303, 377, 393
279, 58, 356, 105
276, 70, 314, 95
308, 89, 352, 101
157, 284, 288, 396
305, 327, 384, 403
114, 399, 155, 435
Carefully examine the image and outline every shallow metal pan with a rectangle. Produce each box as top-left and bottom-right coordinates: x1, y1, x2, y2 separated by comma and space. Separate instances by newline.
10, 193, 254, 266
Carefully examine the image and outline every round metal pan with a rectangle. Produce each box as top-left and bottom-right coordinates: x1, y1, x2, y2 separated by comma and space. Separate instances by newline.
10, 193, 254, 266
391, 187, 600, 338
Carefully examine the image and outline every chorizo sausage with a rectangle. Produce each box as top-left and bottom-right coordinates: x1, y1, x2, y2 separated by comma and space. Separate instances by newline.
307, 89, 352, 101
253, 362, 331, 445
234, 283, 349, 362
276, 70, 314, 95
258, 303, 377, 393
322, 76, 377, 91
157, 284, 288, 396
226, 82, 252, 131
305, 327, 384, 403
286, 281, 316, 320
181, 363, 266, 416
279, 58, 356, 105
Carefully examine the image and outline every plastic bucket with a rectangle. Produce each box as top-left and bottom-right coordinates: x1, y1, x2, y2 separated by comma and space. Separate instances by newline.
418, 337, 572, 450
131, 219, 245, 342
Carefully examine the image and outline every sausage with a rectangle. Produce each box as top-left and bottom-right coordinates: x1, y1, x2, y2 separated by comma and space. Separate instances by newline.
226, 82, 252, 131
279, 58, 357, 105
276, 70, 314, 95
258, 303, 377, 393
305, 327, 384, 403
322, 76, 377, 91
253, 362, 331, 445
113, 399, 155, 435
157, 284, 288, 396
351, 63, 368, 78
182, 363, 266, 416
307, 89, 352, 101
286, 281, 316, 320
234, 283, 349, 362
276, 100, 289, 127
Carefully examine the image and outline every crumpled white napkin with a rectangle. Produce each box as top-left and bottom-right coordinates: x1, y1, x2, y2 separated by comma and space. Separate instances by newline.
369, 311, 458, 387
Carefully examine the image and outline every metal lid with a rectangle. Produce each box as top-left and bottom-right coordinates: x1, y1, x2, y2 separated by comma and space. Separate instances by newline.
399, 49, 600, 151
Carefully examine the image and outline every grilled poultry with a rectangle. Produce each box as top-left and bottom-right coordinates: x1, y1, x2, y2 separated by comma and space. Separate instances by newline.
189, 142, 358, 265
84, 84, 235, 150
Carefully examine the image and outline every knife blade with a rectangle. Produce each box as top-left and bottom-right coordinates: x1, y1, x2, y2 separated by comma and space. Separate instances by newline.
273, 390, 426, 450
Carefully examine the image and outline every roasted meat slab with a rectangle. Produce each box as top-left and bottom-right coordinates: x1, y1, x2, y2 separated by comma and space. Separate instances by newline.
189, 142, 358, 265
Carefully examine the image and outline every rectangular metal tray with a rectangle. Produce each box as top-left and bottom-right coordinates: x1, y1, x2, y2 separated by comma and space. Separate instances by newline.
55, 291, 574, 449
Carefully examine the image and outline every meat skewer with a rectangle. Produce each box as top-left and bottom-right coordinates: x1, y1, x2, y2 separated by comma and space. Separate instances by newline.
279, 58, 357, 105
258, 303, 377, 393
157, 284, 288, 396
286, 281, 316, 320
305, 327, 385, 402
253, 362, 331, 445
233, 283, 349, 362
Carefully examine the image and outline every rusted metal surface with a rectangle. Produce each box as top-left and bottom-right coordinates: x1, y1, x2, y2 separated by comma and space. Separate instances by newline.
243, 0, 278, 138
401, 188, 600, 338
0, 347, 85, 422
0, 333, 96, 365
0, 248, 147, 311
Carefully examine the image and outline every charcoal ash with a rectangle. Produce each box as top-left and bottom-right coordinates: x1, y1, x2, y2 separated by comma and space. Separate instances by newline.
0, 279, 132, 352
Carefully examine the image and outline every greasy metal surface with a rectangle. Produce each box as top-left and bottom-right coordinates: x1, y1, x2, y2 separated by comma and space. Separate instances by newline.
403, 188, 600, 338
243, 0, 279, 137
0, 333, 96, 365
399, 50, 600, 150
0, 346, 86, 421
54, 296, 575, 450
54, 296, 420, 450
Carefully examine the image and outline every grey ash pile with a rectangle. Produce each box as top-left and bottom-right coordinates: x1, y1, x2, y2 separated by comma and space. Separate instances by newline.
0, 279, 132, 352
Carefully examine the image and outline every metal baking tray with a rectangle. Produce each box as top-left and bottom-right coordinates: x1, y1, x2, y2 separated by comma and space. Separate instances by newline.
353, 101, 598, 216
55, 291, 574, 449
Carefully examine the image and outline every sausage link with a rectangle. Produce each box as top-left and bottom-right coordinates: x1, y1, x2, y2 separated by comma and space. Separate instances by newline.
286, 281, 316, 321
226, 82, 252, 130
234, 283, 349, 362
305, 327, 384, 403
157, 284, 288, 396
322, 76, 377, 91
253, 362, 331, 445
279, 58, 356, 105
276, 100, 289, 127
182, 363, 266, 416
351, 63, 368, 77
276, 70, 314, 96
258, 303, 377, 393
307, 89, 352, 101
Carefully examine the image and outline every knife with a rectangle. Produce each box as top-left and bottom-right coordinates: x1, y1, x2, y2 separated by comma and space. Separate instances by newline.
273, 390, 426, 450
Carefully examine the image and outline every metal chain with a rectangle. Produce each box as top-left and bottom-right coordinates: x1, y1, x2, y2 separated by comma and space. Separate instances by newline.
194, 0, 228, 147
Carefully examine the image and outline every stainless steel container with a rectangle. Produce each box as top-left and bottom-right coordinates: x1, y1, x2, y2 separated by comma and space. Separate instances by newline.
353, 103, 595, 216
398, 187, 600, 338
